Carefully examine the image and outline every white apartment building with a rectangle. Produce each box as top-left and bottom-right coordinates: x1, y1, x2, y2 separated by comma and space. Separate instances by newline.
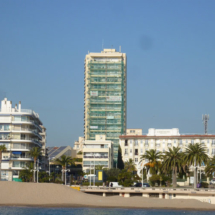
120, 128, 215, 175
73, 136, 85, 153
82, 135, 113, 172
0, 98, 45, 181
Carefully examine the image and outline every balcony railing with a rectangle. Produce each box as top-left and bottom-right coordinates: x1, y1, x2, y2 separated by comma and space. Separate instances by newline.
84, 156, 108, 159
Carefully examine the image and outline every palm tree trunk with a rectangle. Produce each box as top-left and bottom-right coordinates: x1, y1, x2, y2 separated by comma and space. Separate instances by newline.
0, 151, 2, 181
34, 158, 36, 183
172, 168, 177, 188
194, 158, 197, 189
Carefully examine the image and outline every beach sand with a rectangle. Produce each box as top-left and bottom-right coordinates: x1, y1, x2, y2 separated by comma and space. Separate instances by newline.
0, 182, 215, 210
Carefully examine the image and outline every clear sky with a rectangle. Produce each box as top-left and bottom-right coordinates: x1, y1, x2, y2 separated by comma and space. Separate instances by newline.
1, 0, 215, 147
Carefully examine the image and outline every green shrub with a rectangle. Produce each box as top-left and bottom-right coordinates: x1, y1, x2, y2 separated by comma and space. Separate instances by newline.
201, 182, 208, 188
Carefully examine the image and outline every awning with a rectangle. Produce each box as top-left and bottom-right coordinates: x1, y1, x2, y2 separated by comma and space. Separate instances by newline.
12, 151, 22, 155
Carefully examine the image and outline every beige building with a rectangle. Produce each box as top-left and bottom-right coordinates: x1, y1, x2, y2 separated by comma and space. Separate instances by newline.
120, 128, 215, 175
82, 135, 113, 172
84, 48, 127, 165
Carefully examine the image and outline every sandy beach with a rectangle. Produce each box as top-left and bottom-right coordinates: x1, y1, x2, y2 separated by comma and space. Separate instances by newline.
0, 181, 215, 210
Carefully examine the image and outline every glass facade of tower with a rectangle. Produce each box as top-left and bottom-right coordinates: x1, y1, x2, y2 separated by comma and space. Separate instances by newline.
84, 51, 126, 164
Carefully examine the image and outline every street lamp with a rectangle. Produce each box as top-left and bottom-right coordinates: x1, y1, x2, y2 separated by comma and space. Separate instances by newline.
61, 163, 70, 185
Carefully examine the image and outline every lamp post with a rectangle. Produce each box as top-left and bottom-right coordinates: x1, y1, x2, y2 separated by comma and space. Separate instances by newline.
90, 160, 91, 187
61, 163, 70, 185
142, 167, 144, 187
94, 153, 95, 186
49, 157, 51, 181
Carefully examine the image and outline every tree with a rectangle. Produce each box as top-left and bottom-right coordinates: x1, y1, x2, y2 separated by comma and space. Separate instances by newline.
19, 162, 34, 182
118, 169, 133, 187
95, 165, 104, 170
54, 155, 74, 182
205, 155, 215, 177
117, 146, 124, 169
124, 159, 136, 173
29, 147, 41, 182
103, 168, 120, 182
0, 145, 7, 181
162, 147, 183, 188
184, 143, 209, 188
140, 149, 162, 175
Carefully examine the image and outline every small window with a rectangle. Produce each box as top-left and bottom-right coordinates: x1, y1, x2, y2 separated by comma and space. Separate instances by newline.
135, 158, 138, 162
135, 140, 138, 146
135, 149, 138, 155
101, 145, 104, 148
130, 149, 132, 153
125, 140, 128, 146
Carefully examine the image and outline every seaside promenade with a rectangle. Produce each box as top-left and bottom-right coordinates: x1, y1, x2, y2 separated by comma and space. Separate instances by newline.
1, 182, 215, 210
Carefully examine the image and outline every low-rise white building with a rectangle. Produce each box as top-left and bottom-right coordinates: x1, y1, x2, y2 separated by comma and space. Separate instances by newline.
83, 135, 113, 172
73, 136, 84, 153
120, 128, 215, 175
0, 98, 45, 181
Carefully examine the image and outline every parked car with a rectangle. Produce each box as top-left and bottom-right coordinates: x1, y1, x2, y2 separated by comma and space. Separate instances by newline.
109, 182, 123, 188
210, 179, 215, 184
133, 182, 150, 187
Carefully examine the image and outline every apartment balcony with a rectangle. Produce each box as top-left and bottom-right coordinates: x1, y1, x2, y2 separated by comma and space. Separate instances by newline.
2, 157, 33, 161
11, 120, 42, 132
11, 138, 42, 147
83, 156, 108, 159
11, 128, 42, 139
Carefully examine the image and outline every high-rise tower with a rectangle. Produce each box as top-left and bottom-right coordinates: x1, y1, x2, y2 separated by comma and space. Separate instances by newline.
84, 48, 127, 164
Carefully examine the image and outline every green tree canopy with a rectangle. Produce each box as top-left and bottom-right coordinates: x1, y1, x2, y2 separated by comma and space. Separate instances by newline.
184, 143, 209, 188
140, 149, 162, 175
0, 144, 7, 181
205, 155, 215, 177
162, 146, 183, 187
124, 159, 136, 173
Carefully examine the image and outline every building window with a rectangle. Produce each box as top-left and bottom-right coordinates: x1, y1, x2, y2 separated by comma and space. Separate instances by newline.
207, 139, 210, 143
191, 139, 194, 144
186, 140, 188, 144
130, 140, 132, 144
141, 148, 143, 154
140, 140, 143, 144
174, 139, 176, 143
130, 149, 132, 153
145, 140, 148, 145
135, 140, 138, 146
212, 149, 215, 155
212, 140, 215, 145
179, 140, 182, 145
135, 158, 138, 163
135, 149, 138, 155
125, 140, 128, 146
125, 149, 128, 155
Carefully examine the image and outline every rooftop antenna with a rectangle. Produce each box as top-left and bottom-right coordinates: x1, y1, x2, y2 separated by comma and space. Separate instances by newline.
202, 114, 209, 134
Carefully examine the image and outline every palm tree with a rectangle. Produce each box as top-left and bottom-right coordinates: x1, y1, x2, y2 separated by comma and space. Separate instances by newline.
205, 155, 215, 177
19, 162, 34, 182
54, 155, 74, 182
29, 147, 41, 182
124, 159, 136, 172
162, 147, 183, 188
184, 143, 209, 188
140, 149, 162, 175
0, 145, 7, 181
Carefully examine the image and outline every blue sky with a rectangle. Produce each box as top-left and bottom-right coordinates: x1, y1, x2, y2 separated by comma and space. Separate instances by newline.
0, 0, 215, 146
